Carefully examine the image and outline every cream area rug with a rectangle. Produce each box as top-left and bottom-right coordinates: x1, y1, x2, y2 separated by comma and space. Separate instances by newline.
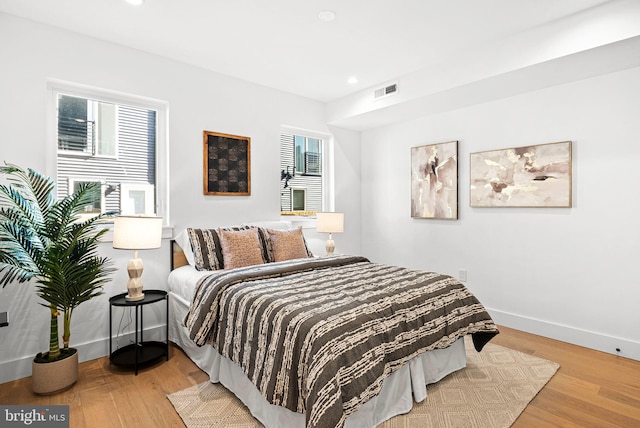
167, 338, 559, 428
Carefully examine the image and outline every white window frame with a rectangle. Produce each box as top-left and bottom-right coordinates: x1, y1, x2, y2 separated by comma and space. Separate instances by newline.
46, 79, 170, 226
120, 182, 155, 215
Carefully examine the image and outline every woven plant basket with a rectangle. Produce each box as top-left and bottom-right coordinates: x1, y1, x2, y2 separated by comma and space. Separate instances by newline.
31, 348, 78, 395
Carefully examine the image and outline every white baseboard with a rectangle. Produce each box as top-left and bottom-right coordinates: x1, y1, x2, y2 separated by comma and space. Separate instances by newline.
0, 324, 166, 385
4, 312, 638, 384
488, 308, 640, 362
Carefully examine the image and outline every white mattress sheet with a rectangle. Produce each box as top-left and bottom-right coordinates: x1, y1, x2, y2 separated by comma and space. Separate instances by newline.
169, 289, 467, 428
168, 264, 212, 302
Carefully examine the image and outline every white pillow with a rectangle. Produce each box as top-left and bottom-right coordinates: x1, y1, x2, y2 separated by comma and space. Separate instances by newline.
242, 220, 294, 230
174, 230, 196, 267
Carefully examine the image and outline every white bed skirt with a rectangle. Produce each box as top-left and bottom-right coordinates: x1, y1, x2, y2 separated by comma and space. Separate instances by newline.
169, 291, 467, 428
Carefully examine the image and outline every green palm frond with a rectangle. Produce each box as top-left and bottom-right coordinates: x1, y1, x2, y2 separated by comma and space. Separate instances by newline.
0, 207, 32, 230
25, 167, 56, 219
0, 185, 40, 229
0, 264, 33, 287
0, 163, 115, 353
0, 164, 54, 230
0, 219, 42, 285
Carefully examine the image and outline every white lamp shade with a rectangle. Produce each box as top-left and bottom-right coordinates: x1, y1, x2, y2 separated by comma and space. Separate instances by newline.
113, 215, 163, 250
316, 212, 344, 234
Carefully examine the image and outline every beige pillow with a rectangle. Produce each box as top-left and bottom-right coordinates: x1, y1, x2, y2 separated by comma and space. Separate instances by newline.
267, 227, 310, 262
217, 228, 265, 269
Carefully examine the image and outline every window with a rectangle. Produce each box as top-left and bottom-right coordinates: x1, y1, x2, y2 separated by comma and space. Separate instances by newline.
58, 95, 117, 157
294, 136, 322, 175
291, 188, 306, 211
280, 129, 332, 217
48, 80, 168, 222
69, 179, 103, 214
120, 183, 155, 215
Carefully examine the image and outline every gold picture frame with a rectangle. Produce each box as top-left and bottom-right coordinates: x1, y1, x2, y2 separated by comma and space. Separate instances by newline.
203, 131, 251, 196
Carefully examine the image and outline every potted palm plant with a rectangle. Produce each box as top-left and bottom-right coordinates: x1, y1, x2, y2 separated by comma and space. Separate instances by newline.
0, 163, 114, 394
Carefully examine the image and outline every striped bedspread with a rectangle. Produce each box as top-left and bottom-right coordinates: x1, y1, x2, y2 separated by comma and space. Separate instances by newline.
184, 255, 499, 428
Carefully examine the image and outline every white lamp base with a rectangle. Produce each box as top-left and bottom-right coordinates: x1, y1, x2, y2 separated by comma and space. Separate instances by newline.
125, 256, 145, 301
125, 293, 145, 302
325, 235, 335, 255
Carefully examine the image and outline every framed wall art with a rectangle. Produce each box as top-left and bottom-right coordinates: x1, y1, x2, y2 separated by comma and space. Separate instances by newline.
203, 131, 251, 196
411, 140, 458, 219
469, 141, 572, 207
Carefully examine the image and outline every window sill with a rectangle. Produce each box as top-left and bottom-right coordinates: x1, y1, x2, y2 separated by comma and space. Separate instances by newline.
281, 216, 317, 230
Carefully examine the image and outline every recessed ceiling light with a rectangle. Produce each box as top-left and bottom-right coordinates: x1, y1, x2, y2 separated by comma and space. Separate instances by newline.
318, 10, 336, 22
347, 76, 359, 84
125, 0, 144, 5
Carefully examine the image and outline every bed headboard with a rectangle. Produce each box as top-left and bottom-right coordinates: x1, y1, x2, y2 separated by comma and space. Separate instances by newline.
170, 239, 189, 270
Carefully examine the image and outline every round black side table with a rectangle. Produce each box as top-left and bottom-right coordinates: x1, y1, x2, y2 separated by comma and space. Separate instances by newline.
109, 290, 169, 375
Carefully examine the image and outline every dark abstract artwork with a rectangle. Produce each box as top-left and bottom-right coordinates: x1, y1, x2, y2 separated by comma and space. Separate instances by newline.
411, 141, 458, 219
470, 141, 571, 207
203, 131, 251, 196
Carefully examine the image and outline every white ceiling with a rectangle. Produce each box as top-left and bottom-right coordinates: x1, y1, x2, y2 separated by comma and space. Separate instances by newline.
0, 0, 616, 102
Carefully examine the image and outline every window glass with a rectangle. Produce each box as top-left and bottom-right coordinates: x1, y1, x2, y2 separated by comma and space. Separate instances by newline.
72, 181, 102, 214
307, 138, 320, 154
292, 189, 305, 211
119, 183, 155, 215
54, 87, 161, 219
58, 94, 118, 156
58, 95, 89, 152
305, 138, 321, 175
96, 102, 116, 156
294, 136, 305, 173
129, 190, 146, 214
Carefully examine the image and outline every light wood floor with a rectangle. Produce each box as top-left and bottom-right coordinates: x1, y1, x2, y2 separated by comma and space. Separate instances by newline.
1, 326, 639, 427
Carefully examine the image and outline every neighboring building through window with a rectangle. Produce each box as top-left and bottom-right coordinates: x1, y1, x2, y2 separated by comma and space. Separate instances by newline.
50, 81, 168, 221
58, 95, 117, 157
69, 179, 103, 214
294, 135, 322, 175
291, 188, 306, 211
280, 129, 331, 216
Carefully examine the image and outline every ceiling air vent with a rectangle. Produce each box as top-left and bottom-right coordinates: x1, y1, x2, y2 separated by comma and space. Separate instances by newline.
374, 83, 398, 99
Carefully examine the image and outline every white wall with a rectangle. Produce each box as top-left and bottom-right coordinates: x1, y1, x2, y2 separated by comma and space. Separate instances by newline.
0, 13, 361, 382
2, 8, 638, 386
361, 66, 640, 360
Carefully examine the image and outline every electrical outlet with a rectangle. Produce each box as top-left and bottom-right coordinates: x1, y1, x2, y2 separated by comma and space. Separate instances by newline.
459, 270, 467, 282
0, 311, 8, 327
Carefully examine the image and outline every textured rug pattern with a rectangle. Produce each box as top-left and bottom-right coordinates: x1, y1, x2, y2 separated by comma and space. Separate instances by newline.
167, 338, 559, 428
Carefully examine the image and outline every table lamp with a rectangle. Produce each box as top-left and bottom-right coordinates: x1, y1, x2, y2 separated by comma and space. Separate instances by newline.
316, 212, 344, 255
113, 215, 163, 301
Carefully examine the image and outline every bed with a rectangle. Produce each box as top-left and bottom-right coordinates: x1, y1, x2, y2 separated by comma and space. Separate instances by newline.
168, 223, 499, 428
